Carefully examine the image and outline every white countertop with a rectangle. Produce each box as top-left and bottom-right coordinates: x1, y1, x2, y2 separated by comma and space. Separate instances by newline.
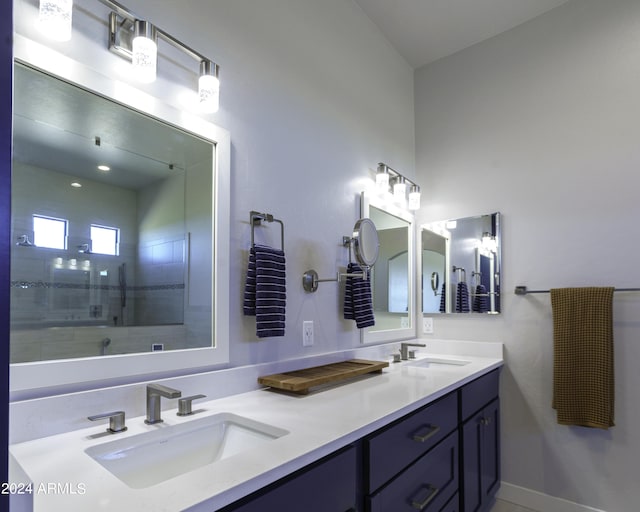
10, 346, 503, 512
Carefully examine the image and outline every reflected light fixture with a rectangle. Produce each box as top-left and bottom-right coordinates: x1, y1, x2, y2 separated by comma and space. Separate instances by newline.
97, 165, 111, 171
38, 0, 73, 41
199, 60, 220, 113
131, 20, 157, 83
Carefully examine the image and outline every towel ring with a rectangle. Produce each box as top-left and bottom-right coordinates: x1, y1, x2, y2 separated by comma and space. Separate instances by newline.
250, 210, 284, 251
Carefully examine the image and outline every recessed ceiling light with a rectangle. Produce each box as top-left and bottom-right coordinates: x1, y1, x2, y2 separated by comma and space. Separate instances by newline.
71, 182, 82, 188
97, 165, 111, 171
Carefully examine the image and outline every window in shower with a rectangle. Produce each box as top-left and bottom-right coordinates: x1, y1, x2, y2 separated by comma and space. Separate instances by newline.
33, 214, 67, 250
91, 224, 119, 256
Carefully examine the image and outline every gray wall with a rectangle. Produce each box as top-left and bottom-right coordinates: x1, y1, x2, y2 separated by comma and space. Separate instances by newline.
415, 0, 640, 509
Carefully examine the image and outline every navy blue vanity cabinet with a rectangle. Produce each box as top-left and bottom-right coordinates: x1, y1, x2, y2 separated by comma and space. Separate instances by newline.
460, 370, 501, 512
364, 392, 459, 512
441, 492, 460, 512
219, 444, 360, 512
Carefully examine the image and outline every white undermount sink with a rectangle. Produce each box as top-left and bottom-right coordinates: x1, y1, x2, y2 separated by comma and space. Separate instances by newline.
406, 357, 472, 369
85, 412, 289, 489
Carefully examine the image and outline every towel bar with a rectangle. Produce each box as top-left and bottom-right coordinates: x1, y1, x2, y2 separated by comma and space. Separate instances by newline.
515, 285, 640, 295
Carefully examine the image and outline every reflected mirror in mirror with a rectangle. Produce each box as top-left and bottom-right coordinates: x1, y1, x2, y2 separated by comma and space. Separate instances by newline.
360, 192, 415, 343
10, 64, 215, 362
422, 212, 501, 314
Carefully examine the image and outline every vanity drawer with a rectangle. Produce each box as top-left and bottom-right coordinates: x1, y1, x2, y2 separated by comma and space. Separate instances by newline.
365, 391, 458, 493
460, 369, 500, 421
367, 430, 458, 512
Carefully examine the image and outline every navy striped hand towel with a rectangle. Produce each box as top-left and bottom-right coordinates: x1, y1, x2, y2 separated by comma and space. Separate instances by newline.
243, 245, 286, 337
472, 284, 489, 313
439, 282, 447, 313
456, 281, 470, 313
344, 263, 375, 329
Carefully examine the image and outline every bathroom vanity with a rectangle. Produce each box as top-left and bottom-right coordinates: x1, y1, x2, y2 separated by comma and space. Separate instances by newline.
9, 342, 502, 512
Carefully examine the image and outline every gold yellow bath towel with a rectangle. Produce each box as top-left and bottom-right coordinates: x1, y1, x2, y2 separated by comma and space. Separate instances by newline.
551, 287, 615, 429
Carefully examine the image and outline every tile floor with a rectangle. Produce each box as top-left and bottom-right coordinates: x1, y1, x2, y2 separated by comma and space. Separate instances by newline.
491, 498, 539, 512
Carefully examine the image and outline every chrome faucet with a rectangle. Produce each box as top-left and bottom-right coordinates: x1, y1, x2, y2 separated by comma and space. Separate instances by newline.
399, 342, 426, 361
145, 383, 182, 424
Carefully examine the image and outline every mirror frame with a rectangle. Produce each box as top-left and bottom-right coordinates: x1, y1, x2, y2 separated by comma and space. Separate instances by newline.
360, 191, 415, 344
10, 35, 231, 398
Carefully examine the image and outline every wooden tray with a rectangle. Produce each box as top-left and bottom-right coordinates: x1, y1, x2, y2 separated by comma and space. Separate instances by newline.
258, 359, 389, 395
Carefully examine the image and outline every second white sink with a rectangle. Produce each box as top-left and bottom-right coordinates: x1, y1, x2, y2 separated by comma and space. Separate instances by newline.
85, 412, 289, 489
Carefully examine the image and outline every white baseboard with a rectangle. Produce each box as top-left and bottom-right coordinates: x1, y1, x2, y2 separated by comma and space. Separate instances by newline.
498, 482, 607, 512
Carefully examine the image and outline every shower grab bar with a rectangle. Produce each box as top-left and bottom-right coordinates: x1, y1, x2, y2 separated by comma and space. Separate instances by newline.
250, 210, 284, 251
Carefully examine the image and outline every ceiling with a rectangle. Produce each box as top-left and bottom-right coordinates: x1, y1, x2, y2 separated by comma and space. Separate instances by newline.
353, 0, 571, 68
13, 64, 211, 191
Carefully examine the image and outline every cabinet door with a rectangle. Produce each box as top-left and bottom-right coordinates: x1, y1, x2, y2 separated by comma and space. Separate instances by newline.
224, 445, 359, 512
440, 492, 459, 512
462, 399, 500, 512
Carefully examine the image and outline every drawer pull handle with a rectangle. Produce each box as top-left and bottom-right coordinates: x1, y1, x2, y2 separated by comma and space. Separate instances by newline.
411, 484, 439, 510
412, 424, 440, 443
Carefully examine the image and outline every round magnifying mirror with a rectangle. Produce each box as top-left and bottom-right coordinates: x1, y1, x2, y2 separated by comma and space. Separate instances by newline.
352, 218, 379, 267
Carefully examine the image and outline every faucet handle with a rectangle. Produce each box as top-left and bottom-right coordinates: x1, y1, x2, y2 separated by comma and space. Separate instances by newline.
88, 410, 127, 433
177, 394, 207, 416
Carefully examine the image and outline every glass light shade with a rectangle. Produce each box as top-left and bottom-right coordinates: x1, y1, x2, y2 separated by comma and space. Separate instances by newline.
376, 165, 390, 193
393, 177, 407, 204
38, 0, 73, 42
199, 74, 220, 113
408, 185, 421, 210
132, 21, 157, 83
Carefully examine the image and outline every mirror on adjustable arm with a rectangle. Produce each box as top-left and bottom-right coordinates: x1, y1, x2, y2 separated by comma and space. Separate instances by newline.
9, 34, 230, 398
302, 218, 379, 293
360, 192, 415, 344
421, 212, 501, 314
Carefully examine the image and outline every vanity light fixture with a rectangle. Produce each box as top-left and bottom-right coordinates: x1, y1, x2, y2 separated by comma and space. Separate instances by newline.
408, 184, 421, 210
37, 0, 221, 111
199, 60, 220, 113
104, 0, 220, 109
131, 19, 157, 83
376, 162, 421, 211
376, 164, 390, 194
38, 0, 73, 42
393, 175, 407, 205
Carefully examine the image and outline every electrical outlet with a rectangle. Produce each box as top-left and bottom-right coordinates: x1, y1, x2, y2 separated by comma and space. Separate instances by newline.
303, 321, 314, 346
423, 317, 434, 334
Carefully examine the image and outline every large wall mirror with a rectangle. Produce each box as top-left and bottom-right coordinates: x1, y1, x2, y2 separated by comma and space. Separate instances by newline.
10, 35, 230, 398
421, 212, 501, 314
360, 192, 415, 343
